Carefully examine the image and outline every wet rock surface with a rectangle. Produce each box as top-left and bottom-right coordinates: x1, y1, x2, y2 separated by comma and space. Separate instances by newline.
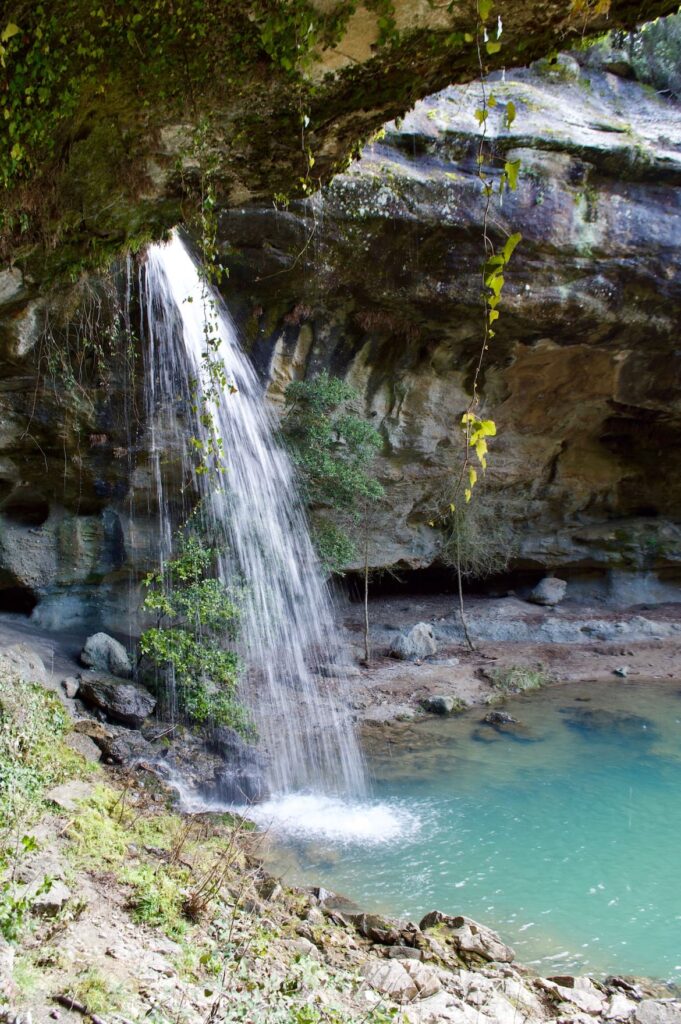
79, 673, 156, 728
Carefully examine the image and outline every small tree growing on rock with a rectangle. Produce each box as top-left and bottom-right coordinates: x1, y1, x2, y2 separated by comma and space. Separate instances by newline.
282, 370, 385, 664
139, 517, 252, 736
282, 370, 384, 575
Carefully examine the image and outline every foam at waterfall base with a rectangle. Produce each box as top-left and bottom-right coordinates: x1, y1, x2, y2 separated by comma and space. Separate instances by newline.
241, 792, 423, 845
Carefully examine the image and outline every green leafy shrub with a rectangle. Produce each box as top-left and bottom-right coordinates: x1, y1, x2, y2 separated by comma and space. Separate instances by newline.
140, 522, 252, 736
628, 13, 681, 99
282, 371, 384, 573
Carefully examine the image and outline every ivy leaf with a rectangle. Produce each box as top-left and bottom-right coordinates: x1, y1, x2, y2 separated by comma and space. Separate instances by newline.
1, 23, 21, 42
488, 93, 497, 107
465, 488, 472, 503
474, 108, 488, 125
486, 39, 502, 54
468, 467, 478, 488
502, 231, 522, 262
504, 159, 521, 190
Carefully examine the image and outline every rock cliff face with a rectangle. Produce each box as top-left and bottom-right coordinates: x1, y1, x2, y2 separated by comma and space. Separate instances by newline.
217, 50, 681, 591
1, 48, 681, 627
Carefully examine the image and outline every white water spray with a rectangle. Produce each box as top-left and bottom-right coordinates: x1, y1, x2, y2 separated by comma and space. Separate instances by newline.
142, 231, 365, 798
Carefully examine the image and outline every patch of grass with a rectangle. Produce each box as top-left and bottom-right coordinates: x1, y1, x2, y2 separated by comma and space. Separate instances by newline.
65, 786, 129, 871
11, 953, 43, 1000
489, 665, 552, 694
70, 966, 124, 1016
122, 863, 188, 939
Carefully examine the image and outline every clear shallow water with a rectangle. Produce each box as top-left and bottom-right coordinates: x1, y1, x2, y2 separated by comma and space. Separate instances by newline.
258, 680, 681, 981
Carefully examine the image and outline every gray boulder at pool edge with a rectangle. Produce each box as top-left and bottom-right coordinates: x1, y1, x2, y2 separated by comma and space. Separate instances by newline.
528, 578, 567, 606
390, 622, 437, 660
81, 632, 132, 678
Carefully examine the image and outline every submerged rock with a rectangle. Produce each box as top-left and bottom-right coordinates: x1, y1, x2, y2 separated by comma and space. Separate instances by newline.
79, 673, 156, 728
81, 632, 132, 679
528, 577, 568, 606
480, 712, 542, 743
389, 623, 437, 661
561, 707, 657, 742
483, 711, 517, 726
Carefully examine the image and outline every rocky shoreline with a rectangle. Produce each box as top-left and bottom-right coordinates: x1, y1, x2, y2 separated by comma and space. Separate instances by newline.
338, 592, 681, 733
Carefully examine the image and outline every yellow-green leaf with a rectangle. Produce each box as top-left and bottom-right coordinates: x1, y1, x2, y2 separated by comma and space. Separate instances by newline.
478, 0, 493, 23
468, 467, 478, 488
502, 231, 522, 262
505, 100, 516, 129
1, 23, 21, 42
486, 39, 502, 54
465, 488, 472, 503
504, 159, 521, 190
10, 142, 23, 160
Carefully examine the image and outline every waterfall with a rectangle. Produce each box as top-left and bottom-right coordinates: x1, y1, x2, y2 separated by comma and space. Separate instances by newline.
141, 231, 366, 799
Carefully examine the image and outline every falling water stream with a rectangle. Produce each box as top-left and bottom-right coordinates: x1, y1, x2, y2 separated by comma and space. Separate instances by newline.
142, 231, 365, 798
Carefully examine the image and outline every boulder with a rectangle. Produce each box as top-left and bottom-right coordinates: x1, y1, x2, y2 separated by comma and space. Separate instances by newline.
64, 731, 101, 763
73, 717, 113, 742
46, 780, 95, 812
61, 676, 80, 698
80, 632, 132, 678
419, 911, 515, 964
401, 959, 442, 999
635, 1001, 681, 1024
208, 765, 267, 805
421, 695, 456, 716
483, 711, 516, 726
390, 623, 437, 661
79, 673, 156, 728
348, 912, 401, 945
528, 577, 567, 606
605, 993, 638, 1020
362, 960, 419, 1002
31, 879, 72, 917
0, 644, 47, 685
96, 727, 154, 764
